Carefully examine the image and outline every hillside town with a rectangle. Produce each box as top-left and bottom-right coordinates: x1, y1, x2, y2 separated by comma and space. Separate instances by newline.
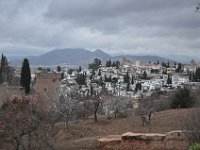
0, 0, 200, 149
1, 54, 200, 149
1, 54, 199, 115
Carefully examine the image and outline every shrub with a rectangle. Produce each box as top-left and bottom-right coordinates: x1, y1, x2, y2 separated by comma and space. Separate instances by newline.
118, 111, 128, 118
188, 143, 200, 150
185, 108, 200, 144
170, 87, 195, 109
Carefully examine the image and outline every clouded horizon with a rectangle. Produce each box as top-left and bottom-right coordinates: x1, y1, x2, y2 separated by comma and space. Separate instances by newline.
0, 0, 199, 57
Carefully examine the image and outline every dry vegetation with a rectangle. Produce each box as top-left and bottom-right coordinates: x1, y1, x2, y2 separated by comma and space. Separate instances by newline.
53, 108, 194, 150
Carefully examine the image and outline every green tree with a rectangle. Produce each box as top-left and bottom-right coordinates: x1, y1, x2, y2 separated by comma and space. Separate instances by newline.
162, 62, 167, 67
174, 62, 176, 68
112, 77, 118, 84
78, 66, 82, 73
20, 58, 31, 94
106, 59, 112, 67
142, 71, 148, 79
68, 69, 73, 75
170, 88, 194, 108
131, 75, 134, 85
0, 54, 9, 84
98, 69, 101, 76
94, 58, 101, 66
88, 58, 101, 70
135, 82, 142, 92
167, 74, 172, 85
112, 61, 116, 67
124, 71, 130, 83
126, 82, 130, 91
176, 63, 182, 73
116, 61, 120, 69
57, 65, 62, 72
167, 61, 170, 68
194, 67, 200, 82
76, 73, 86, 85
189, 72, 192, 81
92, 69, 95, 76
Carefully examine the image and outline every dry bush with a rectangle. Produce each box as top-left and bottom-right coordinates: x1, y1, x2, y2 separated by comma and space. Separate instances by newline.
185, 108, 200, 144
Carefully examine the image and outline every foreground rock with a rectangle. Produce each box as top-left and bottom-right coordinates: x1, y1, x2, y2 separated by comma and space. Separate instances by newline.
98, 130, 189, 150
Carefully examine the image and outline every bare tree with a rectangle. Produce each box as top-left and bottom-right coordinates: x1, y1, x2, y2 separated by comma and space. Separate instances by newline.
185, 108, 200, 144
110, 97, 127, 119
141, 111, 152, 126
0, 97, 41, 150
138, 92, 161, 132
58, 93, 80, 128
58, 85, 84, 127
93, 95, 103, 122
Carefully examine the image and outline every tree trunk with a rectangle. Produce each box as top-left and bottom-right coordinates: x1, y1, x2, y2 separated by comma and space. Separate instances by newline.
94, 110, 97, 122
94, 101, 100, 122
14, 137, 21, 150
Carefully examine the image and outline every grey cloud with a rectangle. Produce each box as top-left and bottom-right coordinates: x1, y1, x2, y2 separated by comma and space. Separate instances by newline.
0, 0, 199, 57
45, 0, 192, 20
45, 0, 199, 34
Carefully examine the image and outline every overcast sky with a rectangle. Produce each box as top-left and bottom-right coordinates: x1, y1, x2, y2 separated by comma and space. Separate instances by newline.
0, 0, 199, 57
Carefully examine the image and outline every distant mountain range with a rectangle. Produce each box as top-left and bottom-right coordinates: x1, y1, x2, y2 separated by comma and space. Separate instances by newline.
10, 48, 111, 67
9, 48, 190, 67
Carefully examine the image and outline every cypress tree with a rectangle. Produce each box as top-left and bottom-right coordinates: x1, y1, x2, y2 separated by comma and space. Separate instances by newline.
98, 69, 101, 76
0, 54, 8, 84
124, 71, 130, 83
189, 72, 192, 81
20, 58, 31, 94
142, 71, 148, 79
116, 61, 120, 69
131, 75, 134, 85
78, 66, 82, 72
167, 74, 172, 85
112, 61, 116, 67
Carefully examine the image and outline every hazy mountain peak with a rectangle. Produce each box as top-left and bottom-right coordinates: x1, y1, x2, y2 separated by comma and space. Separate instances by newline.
9, 48, 174, 67
93, 49, 111, 58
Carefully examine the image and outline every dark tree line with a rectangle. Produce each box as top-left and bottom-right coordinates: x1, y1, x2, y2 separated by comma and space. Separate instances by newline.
106, 59, 120, 69
135, 82, 142, 92
189, 67, 200, 82
88, 58, 101, 71
170, 87, 194, 109
161, 61, 170, 68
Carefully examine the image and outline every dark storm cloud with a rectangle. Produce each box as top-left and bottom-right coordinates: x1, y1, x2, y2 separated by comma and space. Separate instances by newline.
0, 0, 199, 56
46, 0, 191, 19
45, 0, 199, 30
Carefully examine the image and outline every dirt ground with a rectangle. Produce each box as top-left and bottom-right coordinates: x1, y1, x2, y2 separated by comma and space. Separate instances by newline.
54, 108, 193, 150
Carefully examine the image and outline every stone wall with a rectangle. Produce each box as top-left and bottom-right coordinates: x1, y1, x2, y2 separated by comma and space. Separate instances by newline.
0, 83, 24, 108
35, 71, 61, 111
0, 83, 8, 107
98, 131, 189, 150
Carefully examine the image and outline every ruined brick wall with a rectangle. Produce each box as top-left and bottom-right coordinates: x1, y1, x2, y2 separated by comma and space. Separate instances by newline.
0, 83, 8, 107
98, 131, 189, 150
0, 83, 25, 108
35, 72, 61, 111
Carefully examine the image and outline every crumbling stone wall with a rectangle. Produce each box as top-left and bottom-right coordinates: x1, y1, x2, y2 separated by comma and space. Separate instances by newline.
98, 131, 189, 150
0, 83, 24, 107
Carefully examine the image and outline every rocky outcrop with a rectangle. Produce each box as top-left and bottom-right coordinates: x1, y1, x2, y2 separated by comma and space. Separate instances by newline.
98, 131, 189, 150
